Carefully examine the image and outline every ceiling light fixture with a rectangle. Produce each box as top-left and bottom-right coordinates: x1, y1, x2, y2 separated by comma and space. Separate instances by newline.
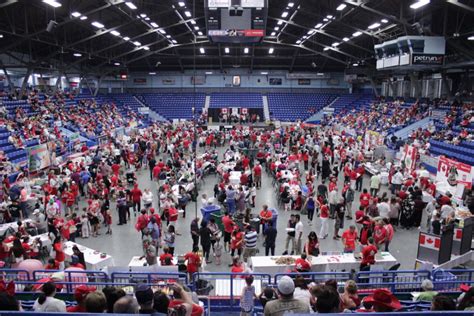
332, 42, 340, 47
315, 23, 323, 28
381, 19, 388, 23
225, 47, 230, 53
125, 2, 137, 9
327, 15, 333, 19
323, 18, 328, 22
200, 47, 205, 54
190, 19, 196, 24
277, 20, 283, 25
73, 53, 82, 57
159, 29, 167, 34
296, 40, 301, 44
80, 16, 87, 20
43, 0, 61, 8
197, 31, 203, 36
184, 11, 191, 17
172, 40, 177, 44
144, 17, 150, 21
133, 41, 141, 46
178, 2, 185, 7
149, 72, 156, 75
166, 35, 171, 38
91, 21, 104, 28
342, 37, 349, 41
307, 29, 315, 35
111, 30, 121, 36
123, 36, 130, 41
281, 11, 289, 18
261, 71, 268, 75
268, 48, 274, 54
71, 12, 81, 17
336, 4, 347, 11
368, 22, 381, 29
140, 13, 147, 18
288, 2, 294, 8
142, 46, 150, 50
468, 36, 474, 40
150, 22, 159, 28
194, 26, 199, 30
353, 63, 359, 66
410, 0, 430, 9
352, 31, 362, 37
274, 27, 279, 31
205, 71, 213, 75
323, 47, 330, 51
271, 32, 276, 36
244, 47, 249, 53
114, 62, 120, 66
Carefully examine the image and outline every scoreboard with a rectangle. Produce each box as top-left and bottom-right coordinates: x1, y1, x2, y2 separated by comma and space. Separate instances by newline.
205, 0, 267, 43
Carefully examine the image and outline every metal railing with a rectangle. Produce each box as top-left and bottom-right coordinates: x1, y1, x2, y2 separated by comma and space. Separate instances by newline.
356, 270, 431, 294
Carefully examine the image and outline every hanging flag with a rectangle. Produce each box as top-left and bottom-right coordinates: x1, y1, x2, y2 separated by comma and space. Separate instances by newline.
419, 233, 441, 250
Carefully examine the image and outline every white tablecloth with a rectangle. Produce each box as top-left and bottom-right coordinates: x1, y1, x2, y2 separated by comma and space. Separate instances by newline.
248, 252, 397, 275
422, 191, 434, 203
64, 241, 115, 270
0, 219, 33, 235
214, 279, 262, 297
229, 171, 241, 186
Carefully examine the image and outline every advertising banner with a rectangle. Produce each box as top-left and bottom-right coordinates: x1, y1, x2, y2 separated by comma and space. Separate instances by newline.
28, 143, 52, 172
436, 156, 473, 190
402, 145, 418, 171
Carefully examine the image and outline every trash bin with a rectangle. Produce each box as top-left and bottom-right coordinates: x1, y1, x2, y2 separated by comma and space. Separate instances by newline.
201, 205, 221, 222
211, 212, 224, 232
250, 217, 261, 234
433, 269, 457, 291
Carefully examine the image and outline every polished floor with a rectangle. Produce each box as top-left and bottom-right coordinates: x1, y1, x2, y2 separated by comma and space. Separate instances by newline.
74, 145, 423, 271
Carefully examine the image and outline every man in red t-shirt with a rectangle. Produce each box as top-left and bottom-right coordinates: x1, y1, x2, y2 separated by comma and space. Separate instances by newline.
111, 163, 121, 176
131, 184, 142, 215
341, 225, 358, 253
359, 189, 371, 209
184, 247, 201, 279
253, 163, 262, 189
67, 285, 96, 312
159, 247, 173, 266
222, 212, 234, 252
295, 253, 311, 272
360, 237, 378, 269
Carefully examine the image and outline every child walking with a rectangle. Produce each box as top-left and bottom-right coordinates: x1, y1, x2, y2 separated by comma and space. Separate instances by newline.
105, 210, 112, 235
240, 275, 257, 316
81, 208, 91, 238
214, 238, 223, 265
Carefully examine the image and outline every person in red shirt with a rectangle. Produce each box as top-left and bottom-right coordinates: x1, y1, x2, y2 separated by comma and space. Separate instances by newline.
240, 173, 248, 186
67, 285, 96, 312
152, 165, 161, 180
295, 253, 311, 272
319, 202, 330, 239
359, 221, 373, 246
355, 165, 365, 192
242, 156, 250, 170
52, 236, 65, 270
341, 225, 358, 253
184, 246, 201, 280
373, 221, 387, 249
253, 163, 262, 189
222, 212, 234, 252
359, 189, 371, 209
44, 258, 60, 270
131, 183, 142, 215
160, 247, 174, 266
360, 237, 378, 270
259, 205, 273, 234
168, 284, 204, 316
111, 163, 121, 176
230, 226, 244, 257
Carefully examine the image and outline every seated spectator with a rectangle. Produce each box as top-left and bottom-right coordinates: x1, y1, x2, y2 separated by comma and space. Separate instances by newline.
85, 291, 107, 313
314, 285, 341, 313
415, 279, 438, 302
340, 280, 360, 310
293, 276, 314, 311
264, 276, 311, 316
153, 291, 170, 315
431, 294, 456, 311
135, 285, 156, 314
364, 289, 401, 312
458, 287, 474, 311
168, 283, 203, 316
33, 281, 66, 312
102, 286, 126, 313
113, 296, 140, 314
67, 285, 96, 312
0, 281, 19, 311
259, 287, 278, 308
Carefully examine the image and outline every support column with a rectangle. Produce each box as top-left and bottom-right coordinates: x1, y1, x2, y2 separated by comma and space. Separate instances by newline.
20, 67, 33, 95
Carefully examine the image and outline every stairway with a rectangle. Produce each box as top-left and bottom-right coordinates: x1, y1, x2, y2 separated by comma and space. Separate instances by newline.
204, 95, 211, 113
393, 117, 432, 140
305, 97, 339, 123
262, 95, 270, 121
133, 96, 168, 122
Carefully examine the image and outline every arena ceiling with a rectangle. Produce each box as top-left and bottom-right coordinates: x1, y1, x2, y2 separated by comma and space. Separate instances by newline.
0, 0, 473, 76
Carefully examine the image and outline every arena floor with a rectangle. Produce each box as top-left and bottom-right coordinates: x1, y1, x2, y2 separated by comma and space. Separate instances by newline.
73, 144, 423, 271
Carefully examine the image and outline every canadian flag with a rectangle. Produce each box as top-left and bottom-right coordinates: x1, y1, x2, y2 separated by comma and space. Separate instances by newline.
419, 234, 441, 250
454, 229, 463, 242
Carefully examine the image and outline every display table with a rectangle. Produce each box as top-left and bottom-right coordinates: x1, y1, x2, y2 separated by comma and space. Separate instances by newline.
229, 171, 242, 186
5, 232, 51, 250
64, 241, 115, 270
0, 219, 33, 235
248, 252, 397, 274
214, 278, 262, 297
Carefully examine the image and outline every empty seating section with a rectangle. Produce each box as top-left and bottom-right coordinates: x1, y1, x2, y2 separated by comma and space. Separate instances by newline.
332, 94, 374, 114
107, 93, 143, 112
267, 93, 337, 121
209, 92, 263, 108
429, 140, 474, 165
139, 93, 206, 120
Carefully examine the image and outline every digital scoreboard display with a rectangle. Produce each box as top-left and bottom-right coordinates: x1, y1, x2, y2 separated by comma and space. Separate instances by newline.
205, 0, 267, 43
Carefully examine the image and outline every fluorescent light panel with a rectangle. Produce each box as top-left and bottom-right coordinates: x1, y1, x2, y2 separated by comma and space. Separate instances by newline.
244, 47, 249, 53
410, 0, 430, 9
178, 2, 185, 7
43, 0, 61, 8
274, 27, 279, 31
288, 2, 294, 7
190, 19, 196, 24
114, 62, 120, 66
205, 71, 213, 75
271, 32, 276, 36
199, 47, 205, 54
336, 4, 347, 11
352, 31, 362, 37
468, 36, 474, 40
159, 29, 167, 34
140, 13, 147, 18
307, 29, 315, 35
268, 48, 274, 54
315, 23, 323, 28
111, 30, 120, 36
133, 41, 141, 46
368, 23, 380, 29
150, 22, 159, 28
73, 53, 82, 57
194, 26, 199, 30
224, 47, 229, 53
184, 11, 191, 17
281, 11, 289, 18
149, 72, 156, 75
125, 2, 137, 9
342, 37, 349, 41
142, 46, 150, 50
381, 19, 388, 23
71, 12, 81, 17
261, 71, 268, 75
91, 21, 104, 28
123, 37, 130, 41
197, 31, 203, 36
80, 16, 87, 20
277, 20, 283, 25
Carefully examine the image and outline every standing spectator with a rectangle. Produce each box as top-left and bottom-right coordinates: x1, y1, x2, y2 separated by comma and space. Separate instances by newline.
230, 226, 244, 258
344, 185, 355, 219
163, 225, 176, 256
131, 184, 142, 216
319, 200, 329, 239
184, 246, 201, 280
52, 236, 65, 270
373, 221, 387, 249
190, 217, 200, 249
341, 225, 358, 253
333, 200, 345, 240
264, 222, 277, 256
199, 221, 212, 264
294, 215, 304, 255
360, 237, 378, 270
283, 214, 296, 255
383, 218, 394, 251
222, 212, 234, 252
253, 163, 262, 189
391, 169, 403, 194
226, 185, 237, 214
370, 172, 381, 197
243, 225, 257, 262
240, 275, 258, 316
388, 197, 401, 226
303, 193, 316, 224
328, 187, 339, 219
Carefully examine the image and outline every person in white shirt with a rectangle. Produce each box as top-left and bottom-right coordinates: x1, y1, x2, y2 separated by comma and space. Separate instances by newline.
370, 173, 381, 197
391, 170, 404, 194
424, 200, 436, 232
440, 203, 454, 219
377, 198, 391, 219
294, 214, 304, 255
142, 188, 153, 210
33, 282, 66, 312
328, 188, 339, 219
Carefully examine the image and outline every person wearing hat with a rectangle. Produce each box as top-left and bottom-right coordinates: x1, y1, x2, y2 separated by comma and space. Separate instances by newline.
264, 276, 310, 316
135, 284, 156, 314
363, 288, 401, 312
67, 285, 96, 312
32, 207, 47, 234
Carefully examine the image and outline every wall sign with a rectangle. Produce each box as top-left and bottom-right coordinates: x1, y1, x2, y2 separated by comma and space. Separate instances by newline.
412, 54, 444, 65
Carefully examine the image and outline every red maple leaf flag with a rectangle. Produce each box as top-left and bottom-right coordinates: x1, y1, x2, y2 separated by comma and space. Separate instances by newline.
419, 233, 441, 250
454, 229, 463, 241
